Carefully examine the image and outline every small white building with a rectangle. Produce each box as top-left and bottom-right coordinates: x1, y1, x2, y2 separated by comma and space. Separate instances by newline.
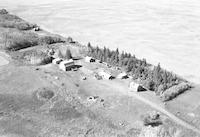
98, 71, 113, 80
59, 59, 75, 71
85, 56, 95, 62
117, 72, 128, 79
52, 58, 63, 65
129, 82, 145, 92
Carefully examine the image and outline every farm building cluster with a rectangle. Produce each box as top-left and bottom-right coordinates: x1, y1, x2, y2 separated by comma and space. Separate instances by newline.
51, 52, 146, 92
84, 56, 146, 92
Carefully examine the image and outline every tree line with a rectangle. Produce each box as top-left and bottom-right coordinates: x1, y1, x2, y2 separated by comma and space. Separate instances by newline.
87, 42, 184, 95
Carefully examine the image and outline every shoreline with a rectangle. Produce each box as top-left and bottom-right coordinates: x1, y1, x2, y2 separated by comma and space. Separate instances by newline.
37, 24, 200, 85
3, 9, 200, 84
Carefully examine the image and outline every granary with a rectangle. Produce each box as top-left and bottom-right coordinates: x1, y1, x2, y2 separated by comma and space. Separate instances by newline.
117, 72, 128, 79
129, 82, 146, 92
85, 56, 95, 62
52, 58, 63, 65
98, 71, 114, 80
59, 59, 75, 71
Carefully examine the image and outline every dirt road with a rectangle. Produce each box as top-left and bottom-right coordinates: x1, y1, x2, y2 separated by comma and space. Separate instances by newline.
126, 90, 200, 135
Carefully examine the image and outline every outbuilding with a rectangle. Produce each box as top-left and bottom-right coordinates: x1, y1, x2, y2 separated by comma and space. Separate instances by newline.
129, 82, 146, 92
59, 59, 75, 71
117, 72, 128, 79
52, 58, 63, 64
85, 56, 95, 62
98, 71, 114, 80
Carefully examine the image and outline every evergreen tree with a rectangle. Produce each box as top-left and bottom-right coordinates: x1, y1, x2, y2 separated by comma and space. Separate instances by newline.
65, 49, 72, 59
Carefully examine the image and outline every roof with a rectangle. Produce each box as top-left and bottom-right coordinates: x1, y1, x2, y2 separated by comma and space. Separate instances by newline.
129, 82, 145, 91
117, 72, 128, 78
85, 56, 92, 59
85, 56, 95, 61
53, 58, 62, 61
60, 59, 74, 65
98, 71, 112, 79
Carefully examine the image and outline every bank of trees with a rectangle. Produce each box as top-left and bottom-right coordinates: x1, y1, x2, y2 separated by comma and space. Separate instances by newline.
87, 42, 183, 95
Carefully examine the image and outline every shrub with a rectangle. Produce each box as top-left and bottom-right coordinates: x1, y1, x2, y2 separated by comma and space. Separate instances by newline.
0, 9, 8, 14
66, 36, 73, 43
39, 36, 65, 45
36, 87, 54, 101
15, 22, 35, 30
143, 111, 162, 127
161, 82, 191, 101
4, 32, 39, 51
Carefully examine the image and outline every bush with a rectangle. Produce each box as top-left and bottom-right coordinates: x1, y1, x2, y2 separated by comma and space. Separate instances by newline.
0, 9, 8, 14
4, 32, 39, 51
39, 36, 65, 45
161, 82, 191, 101
36, 87, 54, 101
66, 37, 73, 43
15, 22, 35, 30
13, 49, 52, 65
143, 111, 162, 127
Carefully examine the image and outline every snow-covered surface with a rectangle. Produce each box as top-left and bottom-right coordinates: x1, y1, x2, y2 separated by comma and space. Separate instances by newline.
1, 0, 200, 83
0, 52, 8, 66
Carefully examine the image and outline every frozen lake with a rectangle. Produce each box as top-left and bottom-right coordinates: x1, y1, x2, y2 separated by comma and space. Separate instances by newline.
1, 0, 200, 83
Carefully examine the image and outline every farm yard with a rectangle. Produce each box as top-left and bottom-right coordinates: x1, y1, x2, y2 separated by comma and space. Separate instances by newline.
0, 9, 200, 137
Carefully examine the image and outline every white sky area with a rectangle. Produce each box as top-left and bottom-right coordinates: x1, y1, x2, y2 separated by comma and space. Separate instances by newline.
1, 0, 200, 83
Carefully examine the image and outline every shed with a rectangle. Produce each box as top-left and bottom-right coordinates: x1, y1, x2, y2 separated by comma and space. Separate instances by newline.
98, 71, 114, 80
59, 59, 75, 71
117, 72, 128, 79
52, 58, 63, 65
129, 82, 145, 92
85, 56, 95, 62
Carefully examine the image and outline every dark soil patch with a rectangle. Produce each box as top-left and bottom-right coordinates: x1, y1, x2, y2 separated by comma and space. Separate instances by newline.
36, 87, 55, 101
49, 99, 82, 121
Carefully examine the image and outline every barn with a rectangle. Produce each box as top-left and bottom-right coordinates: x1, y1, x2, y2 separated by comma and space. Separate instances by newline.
129, 82, 146, 92
59, 59, 75, 71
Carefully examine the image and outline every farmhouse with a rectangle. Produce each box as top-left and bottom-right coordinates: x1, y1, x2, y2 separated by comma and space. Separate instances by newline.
98, 71, 114, 80
117, 72, 128, 79
59, 59, 75, 71
85, 56, 95, 62
52, 58, 63, 64
129, 82, 145, 92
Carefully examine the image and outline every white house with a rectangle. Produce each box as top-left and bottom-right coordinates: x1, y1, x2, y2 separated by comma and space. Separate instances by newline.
59, 59, 75, 71
129, 82, 145, 92
85, 56, 95, 62
117, 72, 128, 79
52, 58, 63, 65
98, 71, 113, 80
